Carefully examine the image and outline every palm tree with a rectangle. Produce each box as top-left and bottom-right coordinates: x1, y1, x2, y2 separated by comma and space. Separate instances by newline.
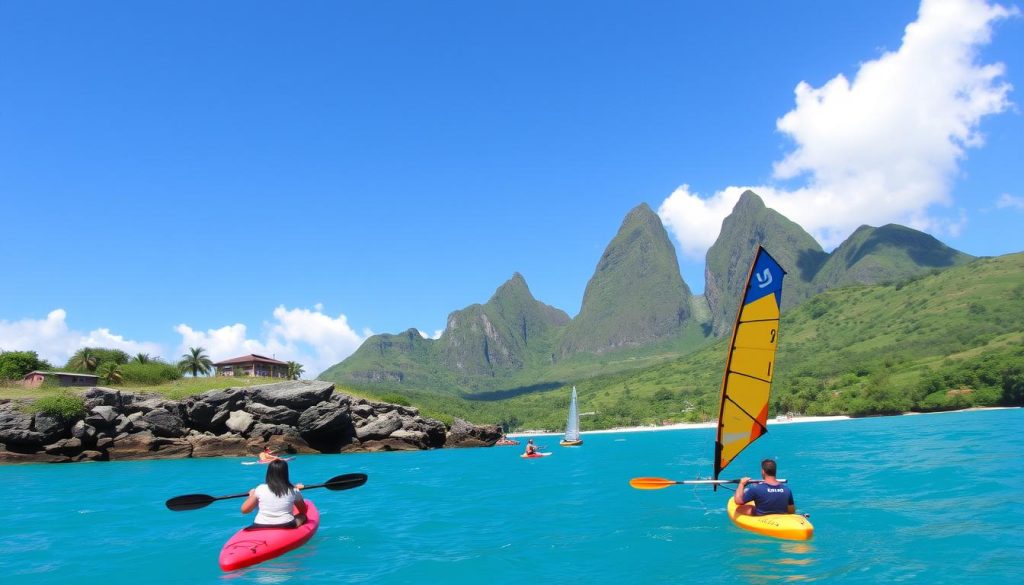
133, 353, 151, 364
69, 348, 99, 372
98, 361, 124, 385
287, 361, 304, 380
178, 347, 213, 377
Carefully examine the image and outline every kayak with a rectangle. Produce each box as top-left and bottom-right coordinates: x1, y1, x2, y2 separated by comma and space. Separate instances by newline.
520, 452, 552, 458
726, 498, 813, 541
241, 457, 294, 466
218, 499, 320, 571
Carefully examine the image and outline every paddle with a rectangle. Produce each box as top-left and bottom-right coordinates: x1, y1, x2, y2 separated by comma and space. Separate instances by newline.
165, 473, 368, 511
629, 477, 787, 490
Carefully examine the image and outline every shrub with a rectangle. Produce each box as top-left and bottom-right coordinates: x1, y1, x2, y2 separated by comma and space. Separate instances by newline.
31, 391, 86, 420
121, 362, 182, 385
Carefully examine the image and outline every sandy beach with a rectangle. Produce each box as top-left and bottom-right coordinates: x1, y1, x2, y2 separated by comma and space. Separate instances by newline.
509, 414, 852, 438
508, 407, 1018, 438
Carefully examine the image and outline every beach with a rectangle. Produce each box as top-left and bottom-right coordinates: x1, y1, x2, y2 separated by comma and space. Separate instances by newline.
508, 407, 1018, 438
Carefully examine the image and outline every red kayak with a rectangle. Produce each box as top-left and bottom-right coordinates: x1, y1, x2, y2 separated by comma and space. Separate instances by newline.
520, 452, 552, 458
218, 500, 320, 571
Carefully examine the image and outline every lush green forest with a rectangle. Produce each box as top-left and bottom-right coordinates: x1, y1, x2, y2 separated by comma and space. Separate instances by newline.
335, 253, 1024, 430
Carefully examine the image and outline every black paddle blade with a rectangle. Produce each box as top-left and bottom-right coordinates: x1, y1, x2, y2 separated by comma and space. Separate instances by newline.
323, 473, 368, 491
166, 494, 217, 511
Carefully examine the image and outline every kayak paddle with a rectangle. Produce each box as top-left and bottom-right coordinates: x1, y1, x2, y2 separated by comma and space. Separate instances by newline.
166, 472, 368, 511
629, 477, 787, 490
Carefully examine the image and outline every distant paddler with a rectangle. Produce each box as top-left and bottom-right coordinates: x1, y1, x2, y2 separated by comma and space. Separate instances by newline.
733, 459, 795, 517
258, 447, 283, 463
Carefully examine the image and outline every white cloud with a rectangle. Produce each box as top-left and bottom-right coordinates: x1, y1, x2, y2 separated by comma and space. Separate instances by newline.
418, 328, 444, 340
659, 0, 1017, 258
996, 193, 1024, 210
0, 309, 165, 366
175, 305, 371, 378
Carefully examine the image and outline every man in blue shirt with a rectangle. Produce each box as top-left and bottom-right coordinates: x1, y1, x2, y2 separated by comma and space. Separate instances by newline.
733, 459, 795, 516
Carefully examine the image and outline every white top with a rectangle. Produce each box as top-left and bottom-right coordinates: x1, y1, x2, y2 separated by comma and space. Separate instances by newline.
253, 484, 298, 525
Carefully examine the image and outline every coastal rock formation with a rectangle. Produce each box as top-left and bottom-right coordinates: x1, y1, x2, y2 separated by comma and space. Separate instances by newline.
0, 381, 501, 464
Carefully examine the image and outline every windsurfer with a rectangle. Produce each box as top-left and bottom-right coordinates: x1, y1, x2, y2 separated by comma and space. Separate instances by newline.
733, 459, 795, 516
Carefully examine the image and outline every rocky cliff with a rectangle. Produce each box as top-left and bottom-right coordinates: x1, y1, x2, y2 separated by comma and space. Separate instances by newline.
0, 380, 501, 464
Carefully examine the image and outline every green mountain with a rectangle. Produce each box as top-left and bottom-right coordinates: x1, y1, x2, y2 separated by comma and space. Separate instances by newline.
811, 223, 974, 292
352, 253, 1023, 430
704, 190, 826, 337
558, 203, 693, 357
320, 195, 985, 423
439, 273, 569, 377
319, 273, 569, 391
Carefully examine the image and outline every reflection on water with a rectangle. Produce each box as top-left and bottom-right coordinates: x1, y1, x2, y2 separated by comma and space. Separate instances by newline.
735, 538, 817, 582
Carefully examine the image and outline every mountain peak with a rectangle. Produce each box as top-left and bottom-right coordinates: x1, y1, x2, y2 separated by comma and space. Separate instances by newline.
558, 203, 693, 356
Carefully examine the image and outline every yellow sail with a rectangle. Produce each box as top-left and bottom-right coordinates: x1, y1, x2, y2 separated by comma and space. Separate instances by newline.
714, 246, 786, 481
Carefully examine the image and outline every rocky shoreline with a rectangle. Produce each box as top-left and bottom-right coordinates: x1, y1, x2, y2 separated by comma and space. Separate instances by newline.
0, 380, 502, 464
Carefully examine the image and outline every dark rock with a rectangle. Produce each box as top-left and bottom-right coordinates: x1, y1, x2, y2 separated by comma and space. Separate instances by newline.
361, 438, 423, 452
184, 399, 217, 431
297, 401, 354, 451
196, 387, 246, 409
126, 397, 173, 414
189, 434, 248, 458
245, 402, 301, 426
208, 410, 230, 434
0, 408, 33, 432
250, 381, 334, 411
44, 437, 82, 456
0, 428, 47, 450
85, 405, 119, 429
444, 417, 502, 448
355, 411, 403, 441
141, 410, 185, 438
73, 450, 105, 462
83, 387, 128, 409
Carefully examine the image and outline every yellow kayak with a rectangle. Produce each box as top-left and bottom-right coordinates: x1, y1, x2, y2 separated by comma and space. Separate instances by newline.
726, 498, 814, 541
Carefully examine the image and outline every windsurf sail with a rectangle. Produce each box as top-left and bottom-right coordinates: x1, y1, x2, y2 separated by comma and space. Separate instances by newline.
564, 386, 581, 443
713, 246, 786, 483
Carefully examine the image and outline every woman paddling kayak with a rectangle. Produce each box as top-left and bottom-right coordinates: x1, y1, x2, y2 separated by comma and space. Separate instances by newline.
241, 459, 307, 528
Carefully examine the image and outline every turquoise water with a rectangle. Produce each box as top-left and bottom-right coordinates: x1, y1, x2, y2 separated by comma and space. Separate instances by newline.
3, 408, 1022, 584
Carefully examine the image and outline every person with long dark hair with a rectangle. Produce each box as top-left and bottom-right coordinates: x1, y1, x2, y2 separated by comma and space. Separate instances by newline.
241, 459, 307, 528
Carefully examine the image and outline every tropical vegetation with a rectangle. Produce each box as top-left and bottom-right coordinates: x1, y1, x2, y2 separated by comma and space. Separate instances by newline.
178, 346, 213, 377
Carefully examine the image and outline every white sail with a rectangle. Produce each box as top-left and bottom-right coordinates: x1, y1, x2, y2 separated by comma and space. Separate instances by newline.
564, 386, 581, 442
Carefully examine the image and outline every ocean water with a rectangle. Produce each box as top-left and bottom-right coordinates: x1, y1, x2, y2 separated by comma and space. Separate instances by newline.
2, 408, 1022, 584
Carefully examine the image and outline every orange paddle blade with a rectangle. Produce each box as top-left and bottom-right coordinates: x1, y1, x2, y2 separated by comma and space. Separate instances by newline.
629, 477, 678, 490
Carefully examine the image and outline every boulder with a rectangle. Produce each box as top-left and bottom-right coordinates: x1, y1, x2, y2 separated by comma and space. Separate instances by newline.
355, 411, 403, 441
73, 450, 105, 462
0, 408, 34, 432
43, 437, 83, 456
85, 405, 119, 429
225, 410, 255, 435
188, 434, 248, 458
245, 402, 301, 426
141, 410, 185, 438
249, 381, 334, 411
444, 418, 503, 448
184, 399, 217, 431
297, 401, 354, 451
71, 420, 97, 445
195, 387, 247, 409
83, 387, 128, 409
361, 438, 423, 452
126, 397, 173, 415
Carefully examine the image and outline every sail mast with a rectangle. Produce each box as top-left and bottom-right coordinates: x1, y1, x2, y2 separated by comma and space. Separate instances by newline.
713, 246, 787, 482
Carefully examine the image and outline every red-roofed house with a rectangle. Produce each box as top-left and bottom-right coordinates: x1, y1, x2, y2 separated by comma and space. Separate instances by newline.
213, 354, 289, 378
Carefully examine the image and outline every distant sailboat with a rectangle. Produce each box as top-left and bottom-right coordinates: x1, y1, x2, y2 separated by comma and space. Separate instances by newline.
560, 386, 583, 447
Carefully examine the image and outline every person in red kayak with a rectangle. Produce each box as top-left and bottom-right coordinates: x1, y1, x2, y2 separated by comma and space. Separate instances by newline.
241, 459, 308, 528
524, 439, 538, 456
733, 459, 795, 516
257, 446, 281, 463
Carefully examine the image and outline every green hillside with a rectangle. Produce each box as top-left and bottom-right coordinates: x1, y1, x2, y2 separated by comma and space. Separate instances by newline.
333, 253, 1024, 430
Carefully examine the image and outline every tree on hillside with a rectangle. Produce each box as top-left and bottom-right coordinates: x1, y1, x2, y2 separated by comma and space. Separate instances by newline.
178, 347, 213, 377
69, 348, 99, 372
133, 353, 151, 364
98, 361, 124, 385
287, 361, 304, 380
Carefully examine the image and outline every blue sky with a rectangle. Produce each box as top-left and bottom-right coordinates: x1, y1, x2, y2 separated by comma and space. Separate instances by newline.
1, 1, 1022, 375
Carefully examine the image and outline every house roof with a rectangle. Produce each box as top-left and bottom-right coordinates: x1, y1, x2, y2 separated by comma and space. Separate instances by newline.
22, 371, 100, 379
212, 354, 289, 366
